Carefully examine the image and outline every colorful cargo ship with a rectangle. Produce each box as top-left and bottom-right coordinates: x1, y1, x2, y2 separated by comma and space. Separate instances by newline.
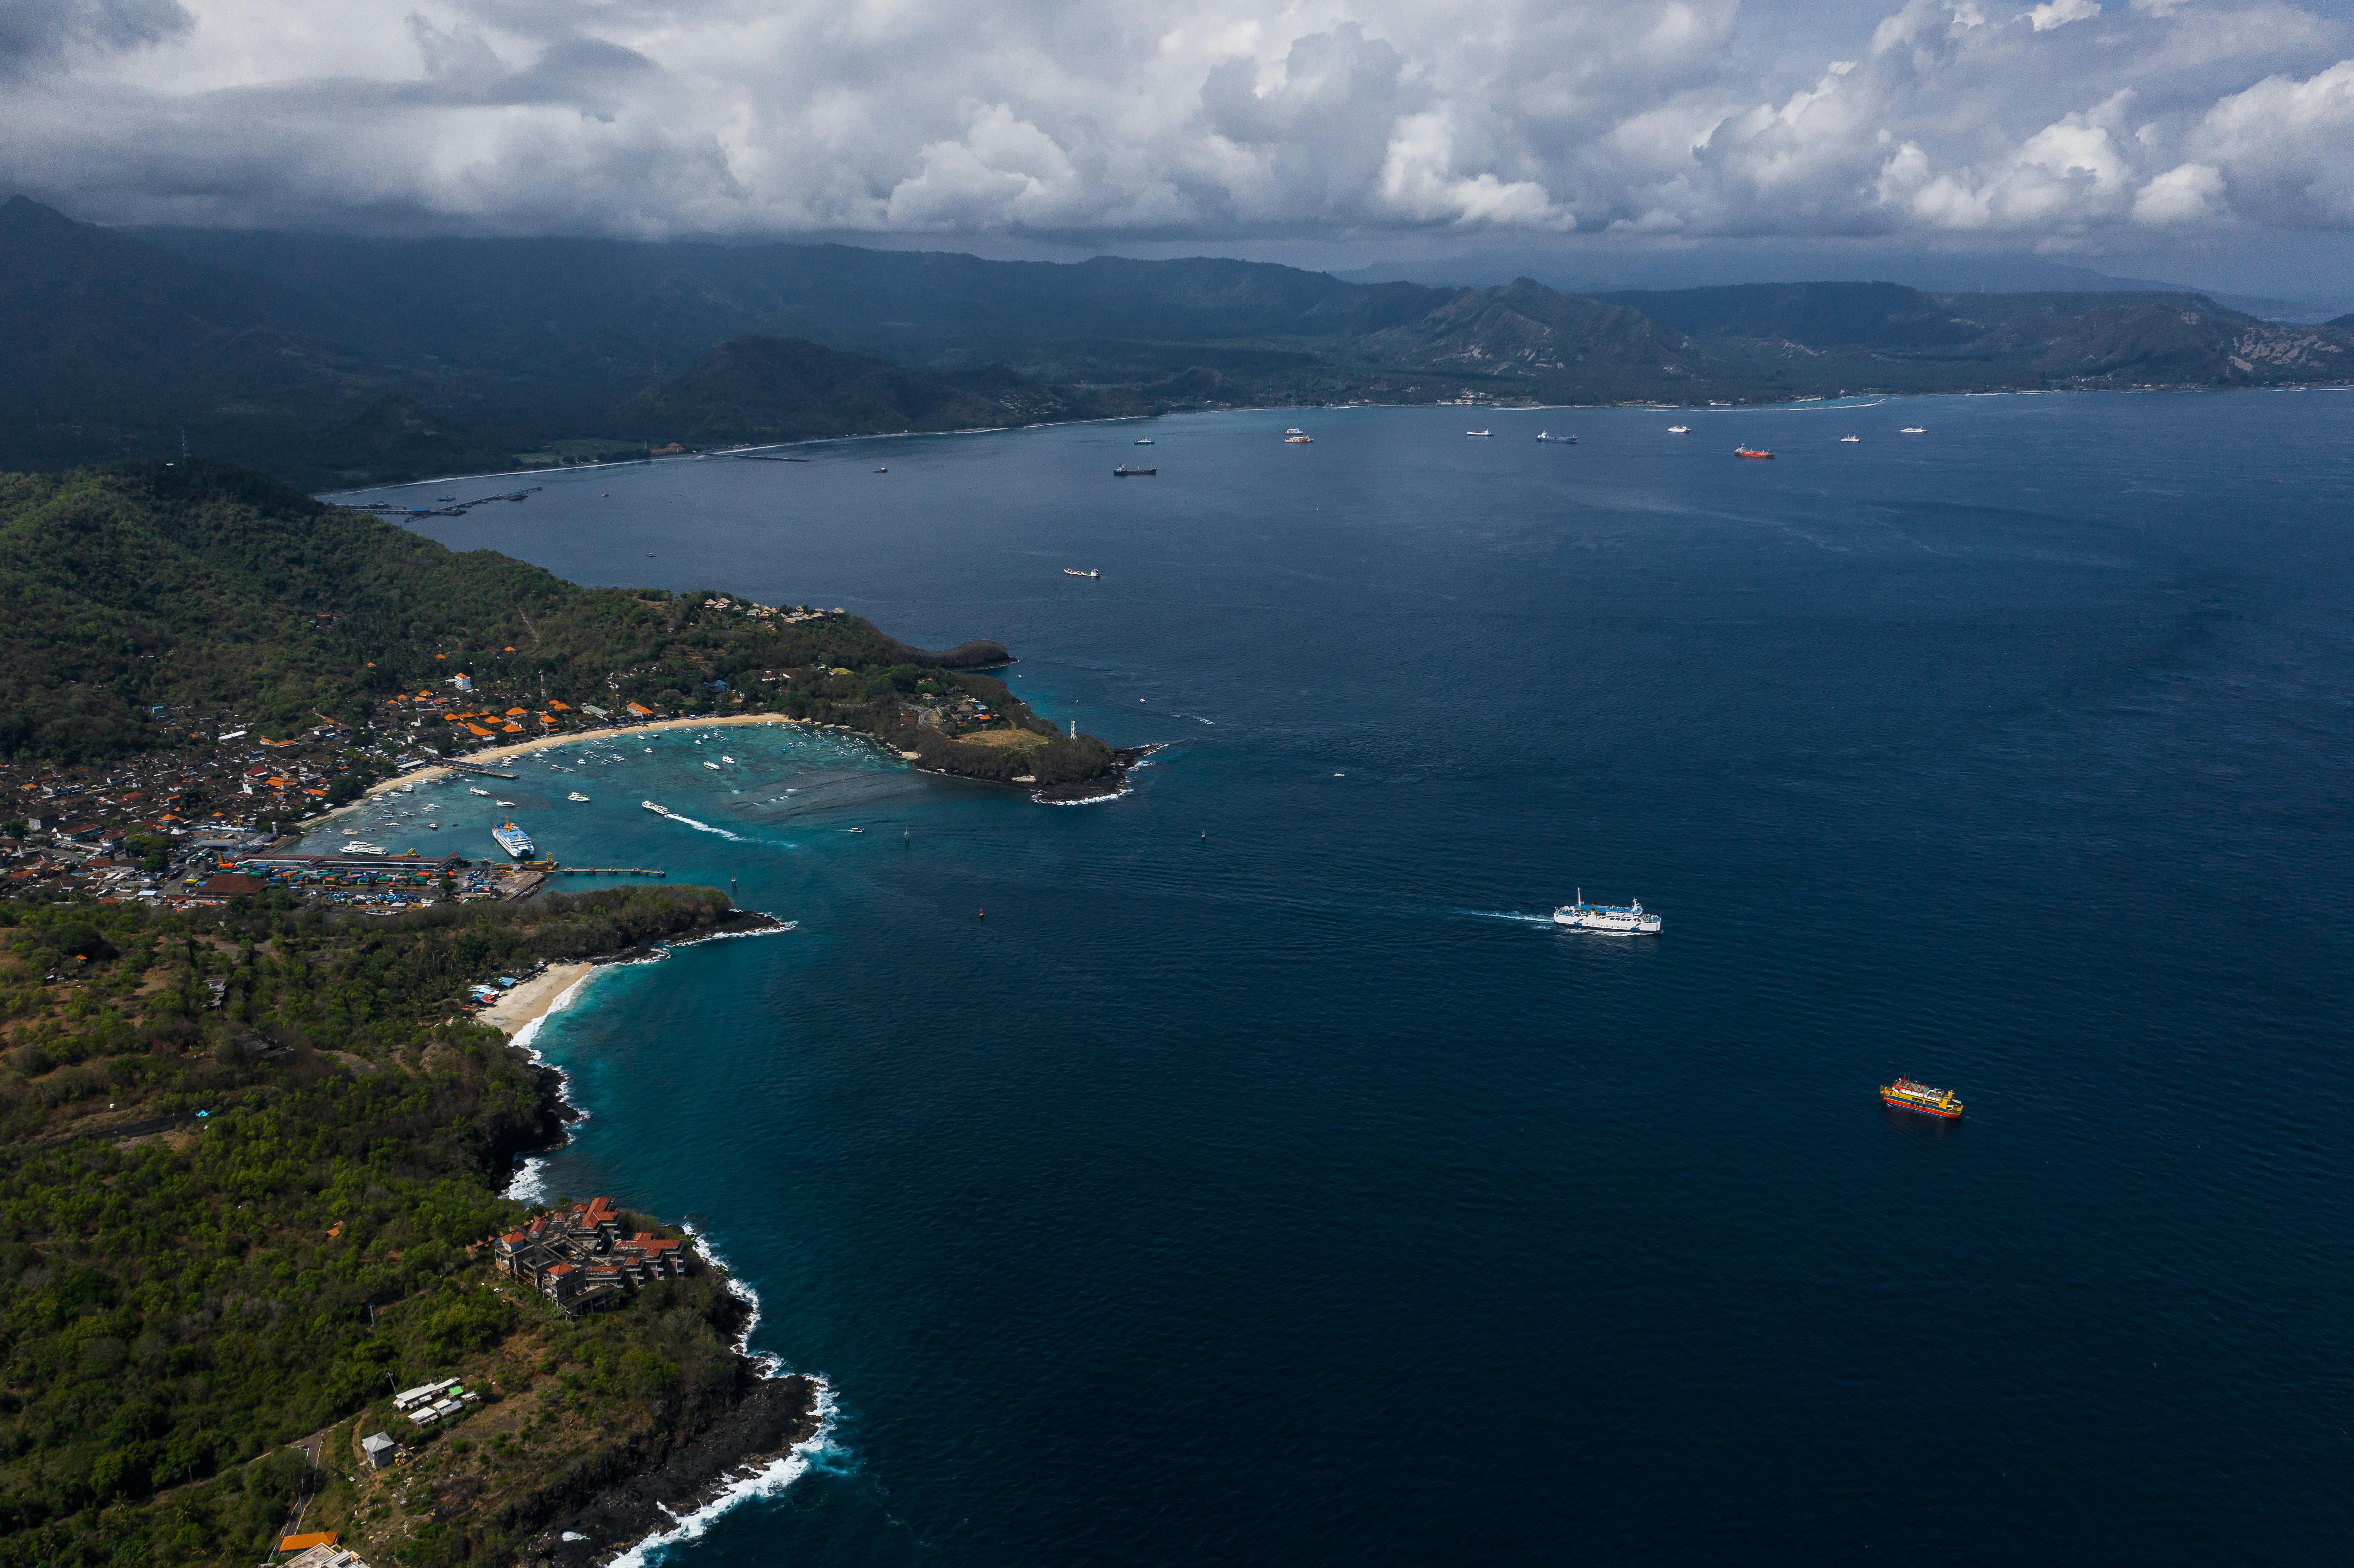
1880, 1077, 1963, 1118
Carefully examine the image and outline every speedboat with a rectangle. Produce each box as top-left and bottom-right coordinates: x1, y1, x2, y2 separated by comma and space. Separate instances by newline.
1667, 425, 1690, 434
1900, 426, 1927, 435
1134, 439, 1154, 445
704, 760, 721, 770
1467, 429, 1493, 438
721, 756, 735, 765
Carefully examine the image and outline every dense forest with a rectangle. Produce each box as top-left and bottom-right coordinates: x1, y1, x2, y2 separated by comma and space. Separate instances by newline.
0, 460, 1115, 792
0, 885, 790, 1567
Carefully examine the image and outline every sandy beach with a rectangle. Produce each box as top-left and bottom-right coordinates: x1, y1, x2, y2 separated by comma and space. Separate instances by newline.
477, 961, 598, 1037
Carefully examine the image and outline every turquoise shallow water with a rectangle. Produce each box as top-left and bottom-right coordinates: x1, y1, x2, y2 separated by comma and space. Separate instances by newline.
336, 393, 2354, 1564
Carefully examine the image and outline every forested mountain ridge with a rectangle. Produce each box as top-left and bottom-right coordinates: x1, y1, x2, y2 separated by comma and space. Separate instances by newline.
5, 196, 2348, 486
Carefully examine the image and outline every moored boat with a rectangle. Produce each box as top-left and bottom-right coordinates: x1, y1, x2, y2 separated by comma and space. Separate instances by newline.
1283, 434, 1311, 444
1553, 889, 1662, 934
1840, 435, 1861, 443
490, 819, 533, 859
1667, 424, 1690, 434
1063, 568, 1099, 578
1899, 426, 1926, 434
1880, 1077, 1963, 1118
567, 791, 590, 802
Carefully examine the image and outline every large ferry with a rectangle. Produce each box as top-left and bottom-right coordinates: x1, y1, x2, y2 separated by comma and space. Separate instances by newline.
490, 819, 534, 859
1880, 1077, 1964, 1118
1553, 889, 1662, 934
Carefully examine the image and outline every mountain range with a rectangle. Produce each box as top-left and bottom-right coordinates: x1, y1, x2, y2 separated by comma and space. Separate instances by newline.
4, 196, 2349, 488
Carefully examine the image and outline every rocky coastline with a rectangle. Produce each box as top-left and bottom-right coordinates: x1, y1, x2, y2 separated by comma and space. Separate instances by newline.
495, 908, 819, 1567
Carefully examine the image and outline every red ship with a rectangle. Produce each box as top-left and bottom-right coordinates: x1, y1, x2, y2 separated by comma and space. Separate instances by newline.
1734, 447, 1775, 459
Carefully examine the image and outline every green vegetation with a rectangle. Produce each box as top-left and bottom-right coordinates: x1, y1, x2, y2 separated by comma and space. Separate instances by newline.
0, 884, 760, 1567
0, 461, 1065, 775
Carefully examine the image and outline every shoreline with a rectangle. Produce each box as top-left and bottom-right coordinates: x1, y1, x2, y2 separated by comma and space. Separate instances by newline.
478, 961, 600, 1037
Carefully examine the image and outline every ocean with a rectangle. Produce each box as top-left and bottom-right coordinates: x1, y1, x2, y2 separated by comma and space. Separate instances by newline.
331, 392, 2354, 1564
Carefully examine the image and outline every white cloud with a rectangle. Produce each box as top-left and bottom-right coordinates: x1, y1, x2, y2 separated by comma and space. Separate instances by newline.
0, 0, 2348, 246
2023, 0, 2103, 33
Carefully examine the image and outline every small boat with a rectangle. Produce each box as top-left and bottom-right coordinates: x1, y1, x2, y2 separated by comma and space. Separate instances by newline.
1113, 465, 1156, 476
721, 756, 735, 765
1283, 434, 1312, 445
1467, 429, 1493, 438
490, 819, 534, 860
1553, 889, 1662, 934
847, 827, 864, 834
873, 468, 887, 473
469, 787, 490, 796
1734, 447, 1775, 460
704, 760, 721, 770
1899, 426, 1926, 435
1667, 425, 1690, 434
1535, 432, 1575, 443
1063, 568, 1099, 578
1285, 428, 1303, 436
567, 791, 590, 802
1134, 439, 1155, 445
642, 800, 674, 817
1881, 1077, 1963, 1118
495, 799, 515, 807
1840, 436, 1861, 443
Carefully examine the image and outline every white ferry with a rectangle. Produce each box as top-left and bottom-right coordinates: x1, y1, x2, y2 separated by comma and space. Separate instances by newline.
1841, 435, 1861, 443
642, 800, 676, 818
491, 819, 534, 860
1553, 889, 1662, 934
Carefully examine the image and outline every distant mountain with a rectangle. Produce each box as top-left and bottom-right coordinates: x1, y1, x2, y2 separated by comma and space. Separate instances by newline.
0, 197, 2346, 487
615, 336, 1123, 445
1596, 282, 2354, 386
1361, 279, 1691, 380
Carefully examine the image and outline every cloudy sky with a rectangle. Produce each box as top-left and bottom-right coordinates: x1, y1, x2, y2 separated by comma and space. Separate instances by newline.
4, 0, 2351, 289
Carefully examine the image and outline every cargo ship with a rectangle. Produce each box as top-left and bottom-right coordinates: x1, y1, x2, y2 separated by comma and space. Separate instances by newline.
490, 819, 534, 859
1880, 1077, 1963, 1118
1113, 464, 1156, 476
1734, 447, 1775, 460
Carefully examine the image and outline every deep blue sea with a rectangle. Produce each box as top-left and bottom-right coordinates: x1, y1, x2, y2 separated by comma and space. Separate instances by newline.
330, 393, 2354, 1565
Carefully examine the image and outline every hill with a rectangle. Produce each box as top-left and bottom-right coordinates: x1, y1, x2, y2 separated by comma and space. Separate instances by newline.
4, 198, 2351, 483
614, 336, 1122, 446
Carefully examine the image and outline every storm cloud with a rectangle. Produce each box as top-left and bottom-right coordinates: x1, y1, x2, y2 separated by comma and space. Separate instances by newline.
0, 0, 2349, 247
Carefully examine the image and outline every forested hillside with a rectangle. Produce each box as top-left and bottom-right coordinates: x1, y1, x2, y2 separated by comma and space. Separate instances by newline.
0, 885, 797, 1568
0, 461, 1007, 761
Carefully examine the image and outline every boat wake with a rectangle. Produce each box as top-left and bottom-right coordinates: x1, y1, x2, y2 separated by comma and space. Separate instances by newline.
1453, 908, 1559, 928
605, 1380, 842, 1568
655, 809, 745, 842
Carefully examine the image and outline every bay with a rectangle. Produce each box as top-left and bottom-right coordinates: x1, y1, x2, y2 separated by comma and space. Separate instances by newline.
337, 392, 2354, 1564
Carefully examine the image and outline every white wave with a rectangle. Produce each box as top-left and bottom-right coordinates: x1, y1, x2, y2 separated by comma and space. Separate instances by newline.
505, 1154, 551, 1205
1037, 785, 1133, 807
665, 919, 798, 949
678, 1216, 782, 1375
602, 1381, 841, 1568
1194, 716, 1215, 725
1453, 908, 1560, 927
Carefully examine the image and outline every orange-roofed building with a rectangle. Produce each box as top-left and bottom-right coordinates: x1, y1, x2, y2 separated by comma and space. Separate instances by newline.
506, 707, 526, 716
626, 702, 654, 716
501, 722, 523, 733
548, 700, 572, 711
278, 1532, 338, 1552
466, 723, 495, 738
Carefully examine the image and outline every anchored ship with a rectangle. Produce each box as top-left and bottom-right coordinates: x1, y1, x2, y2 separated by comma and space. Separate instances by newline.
1880, 1077, 1963, 1118
1553, 889, 1662, 934
1734, 447, 1775, 460
1536, 432, 1576, 442
1064, 568, 1099, 578
490, 819, 534, 859
1114, 464, 1156, 476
